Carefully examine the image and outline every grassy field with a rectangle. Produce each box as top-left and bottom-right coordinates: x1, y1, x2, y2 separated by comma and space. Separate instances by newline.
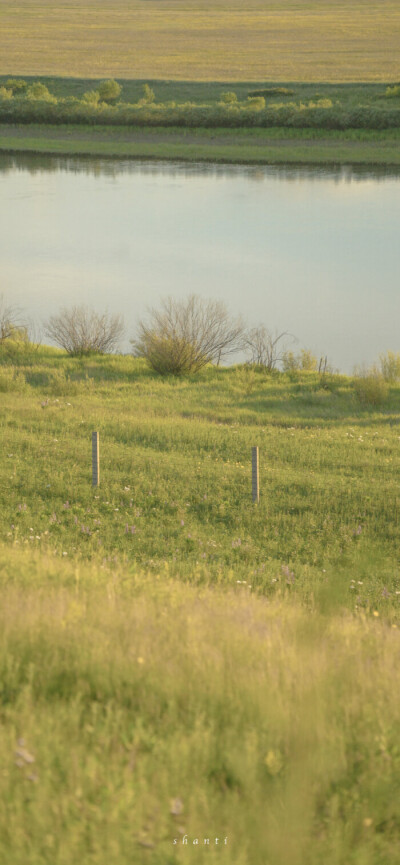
1, 123, 400, 165
2, 546, 400, 864
2, 347, 400, 612
2, 0, 400, 81
2, 348, 400, 862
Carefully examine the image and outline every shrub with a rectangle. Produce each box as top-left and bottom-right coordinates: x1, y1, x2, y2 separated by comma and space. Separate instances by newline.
282, 349, 318, 372
82, 90, 100, 106
353, 365, 388, 407
244, 326, 292, 370
6, 78, 27, 94
26, 82, 57, 103
0, 295, 24, 342
132, 295, 245, 375
44, 306, 124, 356
139, 84, 156, 105
248, 87, 295, 97
379, 351, 400, 382
246, 96, 266, 110
98, 79, 122, 104
0, 87, 12, 100
220, 92, 238, 104
385, 85, 400, 98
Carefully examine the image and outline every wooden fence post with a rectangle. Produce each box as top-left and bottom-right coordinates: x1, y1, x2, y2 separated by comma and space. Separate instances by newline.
252, 446, 259, 504
92, 431, 100, 486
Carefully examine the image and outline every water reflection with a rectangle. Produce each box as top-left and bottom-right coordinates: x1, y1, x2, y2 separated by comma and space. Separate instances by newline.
1, 152, 400, 183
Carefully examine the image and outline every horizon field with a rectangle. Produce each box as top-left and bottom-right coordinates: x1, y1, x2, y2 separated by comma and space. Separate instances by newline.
2, 0, 400, 82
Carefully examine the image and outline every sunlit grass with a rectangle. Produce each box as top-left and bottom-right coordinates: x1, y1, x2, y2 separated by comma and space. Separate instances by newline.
1, 349, 400, 616
2, 0, 400, 81
1, 546, 400, 863
2, 350, 400, 861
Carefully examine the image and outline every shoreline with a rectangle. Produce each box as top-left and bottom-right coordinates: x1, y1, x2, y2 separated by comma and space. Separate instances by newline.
1, 124, 400, 166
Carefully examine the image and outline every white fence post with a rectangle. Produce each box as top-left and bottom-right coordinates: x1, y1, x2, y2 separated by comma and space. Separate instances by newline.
92, 431, 100, 486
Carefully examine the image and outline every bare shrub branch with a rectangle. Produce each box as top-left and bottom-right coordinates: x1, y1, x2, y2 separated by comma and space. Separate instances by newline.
132, 295, 245, 375
0, 294, 24, 342
44, 305, 124, 355
244, 326, 294, 370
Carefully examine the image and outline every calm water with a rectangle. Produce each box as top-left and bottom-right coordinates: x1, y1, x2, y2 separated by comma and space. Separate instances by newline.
1, 154, 400, 372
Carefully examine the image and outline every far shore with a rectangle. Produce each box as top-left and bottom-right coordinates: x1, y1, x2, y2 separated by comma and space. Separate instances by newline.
1, 124, 400, 166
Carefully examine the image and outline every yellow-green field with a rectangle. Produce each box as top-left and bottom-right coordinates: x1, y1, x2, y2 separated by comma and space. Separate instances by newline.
3, 348, 400, 861
2, 0, 400, 82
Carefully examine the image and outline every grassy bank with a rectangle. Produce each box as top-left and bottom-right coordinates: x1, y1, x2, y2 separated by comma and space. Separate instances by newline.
1, 124, 400, 165
1, 545, 400, 864
1, 77, 400, 165
2, 348, 400, 613
2, 0, 400, 81
2, 349, 400, 862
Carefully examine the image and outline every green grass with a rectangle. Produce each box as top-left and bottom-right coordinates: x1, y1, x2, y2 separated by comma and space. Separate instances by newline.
2, 1, 400, 81
1, 77, 400, 165
2, 348, 400, 612
3, 349, 400, 862
1, 123, 400, 165
2, 547, 400, 864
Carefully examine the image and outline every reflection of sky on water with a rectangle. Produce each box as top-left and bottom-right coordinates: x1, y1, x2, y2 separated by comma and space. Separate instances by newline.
1, 155, 399, 372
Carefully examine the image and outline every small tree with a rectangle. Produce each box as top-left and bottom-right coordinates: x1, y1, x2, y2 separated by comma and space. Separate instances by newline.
44, 305, 124, 355
244, 326, 293, 370
132, 295, 245, 375
98, 79, 122, 104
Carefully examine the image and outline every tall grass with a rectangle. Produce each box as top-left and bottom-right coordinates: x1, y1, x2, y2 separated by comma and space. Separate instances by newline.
1, 545, 400, 864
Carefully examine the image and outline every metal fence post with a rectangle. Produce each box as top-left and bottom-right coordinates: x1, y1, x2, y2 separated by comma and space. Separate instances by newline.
92, 431, 100, 486
252, 446, 259, 503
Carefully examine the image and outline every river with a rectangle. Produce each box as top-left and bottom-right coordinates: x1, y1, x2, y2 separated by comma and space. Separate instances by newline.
1, 154, 399, 372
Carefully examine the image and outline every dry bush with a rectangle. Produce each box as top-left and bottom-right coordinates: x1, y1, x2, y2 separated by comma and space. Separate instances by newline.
44, 305, 124, 356
0, 294, 23, 342
243, 326, 293, 370
132, 295, 245, 375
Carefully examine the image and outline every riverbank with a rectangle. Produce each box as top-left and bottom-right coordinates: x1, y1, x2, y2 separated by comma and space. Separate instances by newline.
1, 123, 400, 165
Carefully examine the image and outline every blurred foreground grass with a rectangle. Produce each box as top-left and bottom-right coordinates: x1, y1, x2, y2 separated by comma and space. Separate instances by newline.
1, 546, 400, 864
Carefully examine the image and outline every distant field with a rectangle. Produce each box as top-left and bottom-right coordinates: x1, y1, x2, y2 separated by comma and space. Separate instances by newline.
2, 0, 400, 82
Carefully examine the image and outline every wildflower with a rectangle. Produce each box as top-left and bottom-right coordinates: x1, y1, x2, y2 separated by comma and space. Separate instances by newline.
180, 520, 185, 527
